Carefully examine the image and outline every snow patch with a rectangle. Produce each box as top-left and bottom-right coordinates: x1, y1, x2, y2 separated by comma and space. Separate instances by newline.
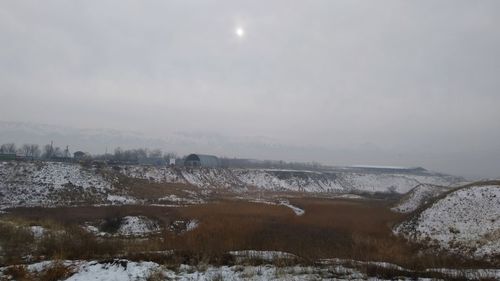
106, 194, 137, 204
186, 220, 199, 231
279, 201, 305, 216
29, 225, 45, 239
66, 260, 159, 281
117, 216, 160, 236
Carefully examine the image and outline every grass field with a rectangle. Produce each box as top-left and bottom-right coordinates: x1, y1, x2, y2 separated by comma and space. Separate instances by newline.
0, 197, 493, 269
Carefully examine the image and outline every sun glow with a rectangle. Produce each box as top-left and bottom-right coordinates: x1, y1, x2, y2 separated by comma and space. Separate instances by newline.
235, 27, 245, 38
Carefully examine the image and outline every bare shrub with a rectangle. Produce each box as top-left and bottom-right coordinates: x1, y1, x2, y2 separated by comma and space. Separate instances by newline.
39, 261, 74, 281
38, 225, 122, 260
99, 216, 123, 234
3, 265, 32, 280
146, 268, 165, 281
0, 222, 35, 263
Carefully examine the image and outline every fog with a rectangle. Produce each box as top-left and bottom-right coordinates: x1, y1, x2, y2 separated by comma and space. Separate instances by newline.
1, 1, 499, 178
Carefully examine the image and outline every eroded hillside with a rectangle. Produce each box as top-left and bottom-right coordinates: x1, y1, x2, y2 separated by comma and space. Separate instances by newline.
0, 161, 462, 209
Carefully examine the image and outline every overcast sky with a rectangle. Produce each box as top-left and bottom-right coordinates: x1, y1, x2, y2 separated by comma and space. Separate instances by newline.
1, 1, 499, 178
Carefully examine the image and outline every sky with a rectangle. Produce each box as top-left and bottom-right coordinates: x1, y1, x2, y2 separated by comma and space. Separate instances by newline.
1, 1, 499, 178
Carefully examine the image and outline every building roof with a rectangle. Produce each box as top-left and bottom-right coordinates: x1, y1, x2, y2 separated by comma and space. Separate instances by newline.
185, 153, 220, 167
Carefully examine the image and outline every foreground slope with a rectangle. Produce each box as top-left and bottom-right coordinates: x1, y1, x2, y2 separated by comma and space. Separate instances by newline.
394, 183, 500, 259
0, 161, 113, 208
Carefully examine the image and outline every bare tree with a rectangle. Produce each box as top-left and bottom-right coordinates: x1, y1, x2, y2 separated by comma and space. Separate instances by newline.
21, 144, 41, 158
42, 144, 54, 159
30, 144, 41, 158
114, 147, 123, 161
0, 143, 16, 154
20, 144, 31, 156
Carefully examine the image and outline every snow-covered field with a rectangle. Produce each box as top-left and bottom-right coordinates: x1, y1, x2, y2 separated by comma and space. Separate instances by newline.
394, 184, 500, 258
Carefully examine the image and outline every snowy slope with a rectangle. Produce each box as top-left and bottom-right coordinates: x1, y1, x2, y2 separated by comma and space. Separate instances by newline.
394, 184, 500, 258
117, 166, 459, 194
117, 165, 184, 184
233, 169, 344, 192
392, 184, 453, 213
0, 161, 112, 208
0, 161, 461, 209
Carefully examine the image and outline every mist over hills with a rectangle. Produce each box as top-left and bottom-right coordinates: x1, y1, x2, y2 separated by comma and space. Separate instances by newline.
0, 120, 497, 179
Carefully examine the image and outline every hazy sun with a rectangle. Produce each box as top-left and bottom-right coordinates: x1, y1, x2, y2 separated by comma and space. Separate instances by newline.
235, 27, 245, 38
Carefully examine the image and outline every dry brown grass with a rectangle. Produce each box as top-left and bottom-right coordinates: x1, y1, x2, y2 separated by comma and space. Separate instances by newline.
1, 261, 74, 281
112, 174, 200, 201
2, 198, 494, 269
3, 265, 31, 280
5, 205, 178, 226
38, 261, 74, 281
0, 221, 35, 264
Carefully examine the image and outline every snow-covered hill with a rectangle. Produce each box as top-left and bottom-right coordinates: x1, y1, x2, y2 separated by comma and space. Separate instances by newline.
116, 165, 459, 194
0, 161, 113, 209
394, 184, 500, 259
391, 184, 453, 213
0, 161, 461, 209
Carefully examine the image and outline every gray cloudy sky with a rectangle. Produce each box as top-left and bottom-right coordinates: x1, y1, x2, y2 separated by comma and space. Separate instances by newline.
1, 1, 499, 178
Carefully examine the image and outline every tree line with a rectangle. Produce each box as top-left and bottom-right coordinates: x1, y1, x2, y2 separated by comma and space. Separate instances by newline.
1, 142, 327, 170
0, 142, 177, 162
92, 147, 177, 163
0, 143, 66, 158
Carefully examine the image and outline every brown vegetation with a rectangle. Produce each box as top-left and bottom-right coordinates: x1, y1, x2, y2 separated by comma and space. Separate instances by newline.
1, 197, 495, 270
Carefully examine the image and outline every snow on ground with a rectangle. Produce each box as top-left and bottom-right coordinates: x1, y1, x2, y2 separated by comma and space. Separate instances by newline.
233, 169, 345, 192
278, 200, 305, 216
333, 194, 364, 199
29, 225, 45, 239
114, 164, 459, 194
249, 199, 305, 216
395, 185, 500, 258
116, 165, 184, 184
84, 216, 160, 237
392, 184, 452, 213
229, 250, 297, 262
185, 219, 199, 231
116, 216, 160, 237
158, 194, 204, 205
233, 169, 458, 194
83, 225, 106, 237
169, 219, 200, 233
106, 194, 138, 204
425, 267, 500, 280
181, 168, 247, 190
0, 161, 112, 208
3, 259, 499, 281
0, 161, 462, 209
66, 260, 159, 281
